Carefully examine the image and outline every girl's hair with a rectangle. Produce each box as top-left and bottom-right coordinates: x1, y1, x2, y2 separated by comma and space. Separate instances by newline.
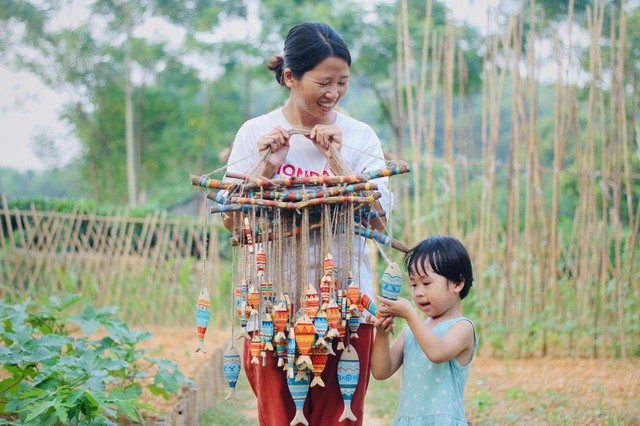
403, 235, 474, 299
267, 22, 352, 86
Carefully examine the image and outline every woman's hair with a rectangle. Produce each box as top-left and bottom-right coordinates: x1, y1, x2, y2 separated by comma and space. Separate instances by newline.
403, 235, 474, 299
268, 22, 352, 86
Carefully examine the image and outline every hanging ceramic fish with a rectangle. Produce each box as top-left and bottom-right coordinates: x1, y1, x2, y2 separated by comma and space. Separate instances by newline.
223, 345, 241, 400
320, 272, 332, 310
360, 293, 378, 316
337, 344, 360, 422
381, 261, 403, 301
234, 287, 244, 318
313, 310, 329, 348
256, 247, 266, 274
326, 299, 341, 339
260, 331, 268, 366
287, 328, 296, 378
336, 320, 346, 351
250, 333, 261, 364
340, 291, 348, 326
347, 272, 360, 307
273, 302, 289, 341
323, 252, 334, 277
287, 365, 311, 426
247, 285, 260, 316
309, 345, 328, 387
348, 309, 360, 338
294, 314, 315, 370
244, 217, 254, 253
262, 312, 275, 351
304, 284, 320, 321
261, 280, 273, 301
195, 287, 211, 353
276, 339, 287, 368
285, 292, 294, 317
325, 337, 336, 356
237, 302, 251, 340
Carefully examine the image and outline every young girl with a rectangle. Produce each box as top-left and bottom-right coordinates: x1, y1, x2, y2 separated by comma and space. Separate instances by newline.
368, 235, 477, 425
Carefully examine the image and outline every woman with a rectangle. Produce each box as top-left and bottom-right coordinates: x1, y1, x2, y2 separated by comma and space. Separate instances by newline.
224, 21, 392, 425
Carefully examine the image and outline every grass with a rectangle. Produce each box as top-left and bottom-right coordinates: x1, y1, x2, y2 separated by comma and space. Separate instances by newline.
199, 371, 255, 426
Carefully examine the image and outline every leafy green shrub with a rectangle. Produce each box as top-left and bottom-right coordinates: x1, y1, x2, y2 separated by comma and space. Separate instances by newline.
0, 295, 191, 425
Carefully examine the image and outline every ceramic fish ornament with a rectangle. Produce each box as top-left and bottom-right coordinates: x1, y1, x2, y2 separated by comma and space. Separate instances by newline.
336, 320, 346, 351
223, 346, 241, 400
313, 311, 329, 348
237, 302, 251, 340
244, 217, 254, 253
348, 309, 360, 338
309, 345, 328, 387
256, 247, 266, 274
260, 331, 268, 366
323, 253, 334, 277
234, 287, 244, 318
274, 302, 289, 341
294, 314, 315, 370
250, 333, 262, 364
337, 344, 360, 422
347, 272, 360, 307
340, 291, 348, 326
247, 285, 260, 316
381, 262, 403, 301
287, 366, 311, 426
360, 293, 378, 316
276, 339, 287, 367
287, 328, 296, 378
320, 272, 332, 310
304, 284, 320, 321
262, 312, 275, 351
325, 337, 336, 356
261, 280, 273, 301
195, 287, 211, 353
326, 299, 341, 339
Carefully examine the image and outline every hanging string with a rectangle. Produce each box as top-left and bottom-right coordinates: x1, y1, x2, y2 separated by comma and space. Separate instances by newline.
200, 190, 210, 290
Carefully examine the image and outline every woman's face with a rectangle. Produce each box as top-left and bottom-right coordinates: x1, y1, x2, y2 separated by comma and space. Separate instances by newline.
284, 56, 350, 125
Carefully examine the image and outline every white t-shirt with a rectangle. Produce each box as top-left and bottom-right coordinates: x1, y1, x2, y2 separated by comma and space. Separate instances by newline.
226, 108, 393, 309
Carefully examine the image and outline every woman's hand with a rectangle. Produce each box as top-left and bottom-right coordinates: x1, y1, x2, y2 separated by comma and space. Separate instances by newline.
309, 124, 342, 161
257, 126, 291, 176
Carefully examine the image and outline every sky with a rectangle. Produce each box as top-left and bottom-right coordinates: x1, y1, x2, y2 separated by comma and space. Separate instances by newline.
0, 0, 496, 172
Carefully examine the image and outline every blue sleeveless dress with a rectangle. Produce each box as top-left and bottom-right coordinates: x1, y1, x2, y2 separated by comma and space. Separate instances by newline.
394, 317, 477, 426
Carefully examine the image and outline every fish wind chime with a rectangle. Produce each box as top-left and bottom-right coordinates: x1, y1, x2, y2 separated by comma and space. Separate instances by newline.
191, 140, 410, 425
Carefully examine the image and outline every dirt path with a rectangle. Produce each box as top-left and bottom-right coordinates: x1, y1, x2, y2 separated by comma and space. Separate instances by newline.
141, 329, 640, 425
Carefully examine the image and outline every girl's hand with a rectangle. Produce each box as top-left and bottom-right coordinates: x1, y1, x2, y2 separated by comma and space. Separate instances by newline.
376, 296, 414, 320
366, 314, 395, 335
258, 126, 291, 169
309, 124, 342, 160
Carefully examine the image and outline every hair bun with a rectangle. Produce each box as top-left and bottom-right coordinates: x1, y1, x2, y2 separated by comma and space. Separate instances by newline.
267, 55, 285, 86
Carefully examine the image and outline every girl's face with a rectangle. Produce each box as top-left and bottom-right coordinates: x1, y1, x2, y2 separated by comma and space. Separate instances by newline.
283, 56, 350, 125
409, 261, 463, 318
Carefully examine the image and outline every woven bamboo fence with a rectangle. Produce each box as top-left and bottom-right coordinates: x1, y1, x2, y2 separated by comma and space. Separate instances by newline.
0, 194, 225, 328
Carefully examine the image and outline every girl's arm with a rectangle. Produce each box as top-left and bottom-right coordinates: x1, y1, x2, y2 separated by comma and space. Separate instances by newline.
368, 315, 405, 380
377, 297, 475, 365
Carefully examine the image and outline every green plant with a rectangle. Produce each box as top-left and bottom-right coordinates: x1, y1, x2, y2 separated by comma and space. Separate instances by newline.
0, 295, 191, 425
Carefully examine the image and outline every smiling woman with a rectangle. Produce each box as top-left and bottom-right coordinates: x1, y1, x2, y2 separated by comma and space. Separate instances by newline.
223, 21, 393, 426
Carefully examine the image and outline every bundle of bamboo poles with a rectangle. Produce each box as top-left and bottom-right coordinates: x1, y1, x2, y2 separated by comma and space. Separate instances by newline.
393, 0, 638, 358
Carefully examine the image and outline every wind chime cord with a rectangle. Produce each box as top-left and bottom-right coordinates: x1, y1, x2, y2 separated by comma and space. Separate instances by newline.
200, 191, 209, 289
